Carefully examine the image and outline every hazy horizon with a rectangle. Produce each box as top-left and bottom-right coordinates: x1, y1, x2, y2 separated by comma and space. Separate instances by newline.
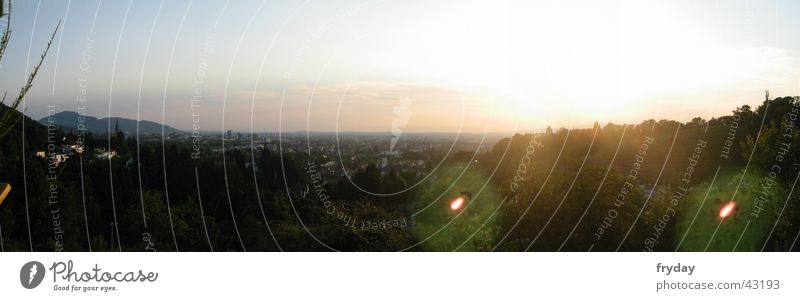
1, 0, 799, 133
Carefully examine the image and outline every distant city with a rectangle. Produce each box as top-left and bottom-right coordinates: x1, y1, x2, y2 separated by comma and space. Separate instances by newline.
37, 110, 508, 184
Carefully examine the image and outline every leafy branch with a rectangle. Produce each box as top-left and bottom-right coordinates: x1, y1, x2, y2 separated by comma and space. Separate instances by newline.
0, 1, 61, 138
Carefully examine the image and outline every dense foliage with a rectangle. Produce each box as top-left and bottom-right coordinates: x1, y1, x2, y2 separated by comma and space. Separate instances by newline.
1, 95, 799, 251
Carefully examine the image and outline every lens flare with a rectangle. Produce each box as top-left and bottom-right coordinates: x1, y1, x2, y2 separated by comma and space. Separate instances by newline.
719, 201, 736, 218
450, 197, 464, 211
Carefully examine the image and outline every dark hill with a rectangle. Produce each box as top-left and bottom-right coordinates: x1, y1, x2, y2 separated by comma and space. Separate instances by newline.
38, 111, 183, 134
0, 103, 49, 155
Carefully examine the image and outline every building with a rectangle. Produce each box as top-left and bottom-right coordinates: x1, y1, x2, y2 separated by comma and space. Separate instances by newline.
94, 147, 118, 160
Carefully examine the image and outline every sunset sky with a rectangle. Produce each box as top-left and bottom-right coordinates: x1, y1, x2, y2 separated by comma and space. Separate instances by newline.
1, 0, 799, 133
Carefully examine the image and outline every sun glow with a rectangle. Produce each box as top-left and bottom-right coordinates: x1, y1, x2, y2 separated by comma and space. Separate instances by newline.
357, 1, 796, 129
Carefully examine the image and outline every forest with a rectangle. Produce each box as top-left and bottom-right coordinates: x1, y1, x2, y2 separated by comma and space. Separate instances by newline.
0, 94, 799, 252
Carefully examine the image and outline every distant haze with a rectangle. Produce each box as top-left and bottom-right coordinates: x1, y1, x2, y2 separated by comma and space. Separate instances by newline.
1, 0, 798, 133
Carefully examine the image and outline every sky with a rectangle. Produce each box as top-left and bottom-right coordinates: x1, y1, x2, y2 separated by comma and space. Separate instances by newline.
0, 0, 799, 133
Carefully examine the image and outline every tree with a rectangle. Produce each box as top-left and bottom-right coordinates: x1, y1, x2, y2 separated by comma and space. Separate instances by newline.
0, 2, 59, 138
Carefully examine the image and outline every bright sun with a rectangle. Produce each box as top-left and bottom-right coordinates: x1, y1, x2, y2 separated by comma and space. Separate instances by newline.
357, 1, 791, 130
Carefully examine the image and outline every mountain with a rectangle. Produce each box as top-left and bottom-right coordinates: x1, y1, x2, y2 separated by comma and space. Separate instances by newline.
38, 111, 183, 135
0, 103, 49, 151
